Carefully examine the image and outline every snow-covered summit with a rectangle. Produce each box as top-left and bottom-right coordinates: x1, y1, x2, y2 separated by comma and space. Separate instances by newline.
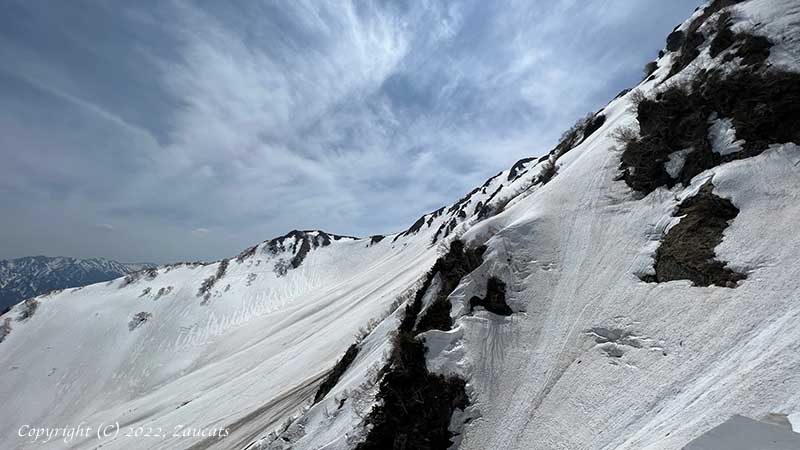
2, 1, 800, 450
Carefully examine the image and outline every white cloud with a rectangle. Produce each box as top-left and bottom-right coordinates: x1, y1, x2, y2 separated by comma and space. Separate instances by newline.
0, 0, 704, 262
191, 228, 211, 238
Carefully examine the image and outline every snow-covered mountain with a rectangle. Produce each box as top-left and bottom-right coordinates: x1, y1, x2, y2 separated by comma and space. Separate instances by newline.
2, 1, 799, 449
0, 256, 156, 313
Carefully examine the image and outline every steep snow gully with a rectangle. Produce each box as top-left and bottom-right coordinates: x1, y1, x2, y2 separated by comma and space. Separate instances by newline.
2, 1, 800, 449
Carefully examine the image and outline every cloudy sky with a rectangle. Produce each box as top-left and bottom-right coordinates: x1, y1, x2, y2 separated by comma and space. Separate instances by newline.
0, 0, 702, 263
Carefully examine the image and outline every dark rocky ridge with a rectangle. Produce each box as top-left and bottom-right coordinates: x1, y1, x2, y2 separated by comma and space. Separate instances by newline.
664, 0, 748, 79
619, 66, 800, 195
469, 276, 512, 316
313, 343, 359, 403
357, 240, 485, 450
262, 230, 358, 272
416, 241, 487, 334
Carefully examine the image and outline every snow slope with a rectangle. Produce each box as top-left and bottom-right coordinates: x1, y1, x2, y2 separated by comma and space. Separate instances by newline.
2, 1, 799, 450
0, 230, 444, 450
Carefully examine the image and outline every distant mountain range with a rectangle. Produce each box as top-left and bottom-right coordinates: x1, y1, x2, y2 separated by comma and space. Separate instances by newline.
0, 256, 156, 313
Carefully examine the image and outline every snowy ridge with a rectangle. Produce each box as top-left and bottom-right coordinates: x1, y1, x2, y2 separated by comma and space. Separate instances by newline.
0, 226, 442, 450
2, 1, 800, 450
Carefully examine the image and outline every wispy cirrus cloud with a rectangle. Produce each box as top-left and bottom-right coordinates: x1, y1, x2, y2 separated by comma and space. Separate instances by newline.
0, 0, 702, 262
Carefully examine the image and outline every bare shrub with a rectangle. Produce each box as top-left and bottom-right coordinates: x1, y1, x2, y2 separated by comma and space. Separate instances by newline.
355, 318, 380, 343
236, 245, 258, 262
197, 259, 230, 301
16, 299, 39, 322
163, 261, 204, 274
215, 259, 229, 279
487, 194, 514, 218
314, 343, 360, 403
263, 410, 310, 449
198, 276, 216, 298
350, 362, 383, 419
536, 159, 558, 185
629, 89, 647, 108
128, 312, 152, 331
42, 288, 62, 298
119, 272, 139, 288
273, 259, 290, 277
520, 111, 606, 189
154, 286, 173, 300
643, 61, 658, 80
0, 318, 11, 343
555, 113, 593, 155
611, 125, 640, 148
